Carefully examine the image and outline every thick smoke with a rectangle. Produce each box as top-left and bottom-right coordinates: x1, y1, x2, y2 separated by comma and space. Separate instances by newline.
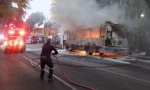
50, 0, 124, 33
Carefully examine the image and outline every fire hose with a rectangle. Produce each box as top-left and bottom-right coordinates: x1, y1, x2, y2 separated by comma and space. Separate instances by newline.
29, 56, 138, 90
54, 55, 96, 90
29, 58, 40, 67
29, 56, 96, 90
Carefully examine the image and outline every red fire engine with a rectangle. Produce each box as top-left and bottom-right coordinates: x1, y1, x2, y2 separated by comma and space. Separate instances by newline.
3, 24, 27, 53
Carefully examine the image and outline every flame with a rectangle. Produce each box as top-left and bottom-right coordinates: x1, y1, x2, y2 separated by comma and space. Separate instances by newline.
102, 52, 128, 58
92, 52, 100, 56
73, 50, 128, 59
74, 50, 86, 55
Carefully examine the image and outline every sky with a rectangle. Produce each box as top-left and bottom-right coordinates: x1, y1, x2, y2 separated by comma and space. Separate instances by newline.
25, 0, 51, 21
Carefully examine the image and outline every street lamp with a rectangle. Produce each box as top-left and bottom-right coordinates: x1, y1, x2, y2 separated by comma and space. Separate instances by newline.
11, 2, 18, 8
140, 13, 145, 18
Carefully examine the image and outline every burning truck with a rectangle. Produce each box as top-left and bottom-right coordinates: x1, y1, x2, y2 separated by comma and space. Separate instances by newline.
64, 21, 128, 56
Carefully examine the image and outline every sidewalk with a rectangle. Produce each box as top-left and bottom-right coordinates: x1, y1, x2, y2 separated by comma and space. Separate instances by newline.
54, 49, 150, 65
132, 53, 150, 60
58, 49, 136, 62
138, 56, 150, 60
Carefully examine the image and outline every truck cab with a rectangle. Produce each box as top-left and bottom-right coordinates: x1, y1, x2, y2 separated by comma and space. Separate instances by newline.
3, 26, 27, 53
3, 36, 25, 53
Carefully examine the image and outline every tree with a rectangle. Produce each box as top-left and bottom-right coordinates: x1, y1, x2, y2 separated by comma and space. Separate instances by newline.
25, 12, 45, 31
0, 0, 31, 26
144, 0, 150, 8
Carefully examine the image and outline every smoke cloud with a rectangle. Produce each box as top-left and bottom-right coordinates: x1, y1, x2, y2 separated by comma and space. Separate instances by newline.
50, 0, 124, 33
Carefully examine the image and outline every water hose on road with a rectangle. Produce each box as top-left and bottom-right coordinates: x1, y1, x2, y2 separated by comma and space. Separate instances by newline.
29, 56, 138, 90
29, 58, 40, 67
30, 57, 96, 89
53, 55, 138, 90
30, 57, 137, 68
53, 55, 96, 90
57, 57, 138, 68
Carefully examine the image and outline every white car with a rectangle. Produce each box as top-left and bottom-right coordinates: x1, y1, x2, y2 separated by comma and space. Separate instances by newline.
26, 36, 32, 44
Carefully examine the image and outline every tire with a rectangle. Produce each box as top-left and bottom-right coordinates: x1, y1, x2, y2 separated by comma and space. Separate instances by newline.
99, 53, 104, 56
89, 52, 93, 55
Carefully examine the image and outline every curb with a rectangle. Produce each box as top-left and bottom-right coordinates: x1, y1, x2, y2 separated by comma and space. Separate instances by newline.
60, 51, 136, 61
136, 56, 150, 60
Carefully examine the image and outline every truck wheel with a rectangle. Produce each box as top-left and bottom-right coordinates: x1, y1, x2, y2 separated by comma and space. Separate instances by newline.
89, 52, 93, 55
99, 53, 104, 56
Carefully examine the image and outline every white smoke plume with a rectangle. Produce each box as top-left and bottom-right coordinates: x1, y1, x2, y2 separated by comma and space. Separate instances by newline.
50, 0, 124, 33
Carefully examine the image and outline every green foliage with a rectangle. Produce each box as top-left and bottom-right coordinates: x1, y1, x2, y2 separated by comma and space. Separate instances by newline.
0, 0, 12, 18
144, 0, 150, 8
0, 0, 32, 24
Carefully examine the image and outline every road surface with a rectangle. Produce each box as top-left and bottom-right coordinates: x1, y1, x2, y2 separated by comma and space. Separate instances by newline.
0, 43, 150, 90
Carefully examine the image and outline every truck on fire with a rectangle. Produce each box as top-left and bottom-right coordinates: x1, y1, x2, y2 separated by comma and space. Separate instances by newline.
64, 21, 128, 56
3, 24, 27, 53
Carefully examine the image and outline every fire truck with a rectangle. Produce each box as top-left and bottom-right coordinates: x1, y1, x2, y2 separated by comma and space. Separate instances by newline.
65, 21, 128, 56
3, 24, 27, 53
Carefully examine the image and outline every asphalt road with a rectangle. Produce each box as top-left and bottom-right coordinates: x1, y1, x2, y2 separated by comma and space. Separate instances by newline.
0, 43, 150, 90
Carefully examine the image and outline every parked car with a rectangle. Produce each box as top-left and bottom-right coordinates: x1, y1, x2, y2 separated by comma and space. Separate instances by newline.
31, 36, 38, 44
26, 36, 32, 44
26, 36, 39, 44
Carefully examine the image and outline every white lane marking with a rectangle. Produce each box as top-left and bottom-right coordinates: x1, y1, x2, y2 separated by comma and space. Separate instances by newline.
102, 58, 131, 64
26, 48, 67, 53
26, 48, 41, 51
60, 57, 150, 84
21, 55, 77, 90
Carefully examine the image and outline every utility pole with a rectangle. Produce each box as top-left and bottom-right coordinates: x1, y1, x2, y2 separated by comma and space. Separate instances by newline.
44, 9, 48, 44
44, 16, 46, 41
44, 1, 51, 44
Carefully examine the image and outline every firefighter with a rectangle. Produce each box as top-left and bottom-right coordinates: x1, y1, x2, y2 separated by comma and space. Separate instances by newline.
40, 39, 58, 82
